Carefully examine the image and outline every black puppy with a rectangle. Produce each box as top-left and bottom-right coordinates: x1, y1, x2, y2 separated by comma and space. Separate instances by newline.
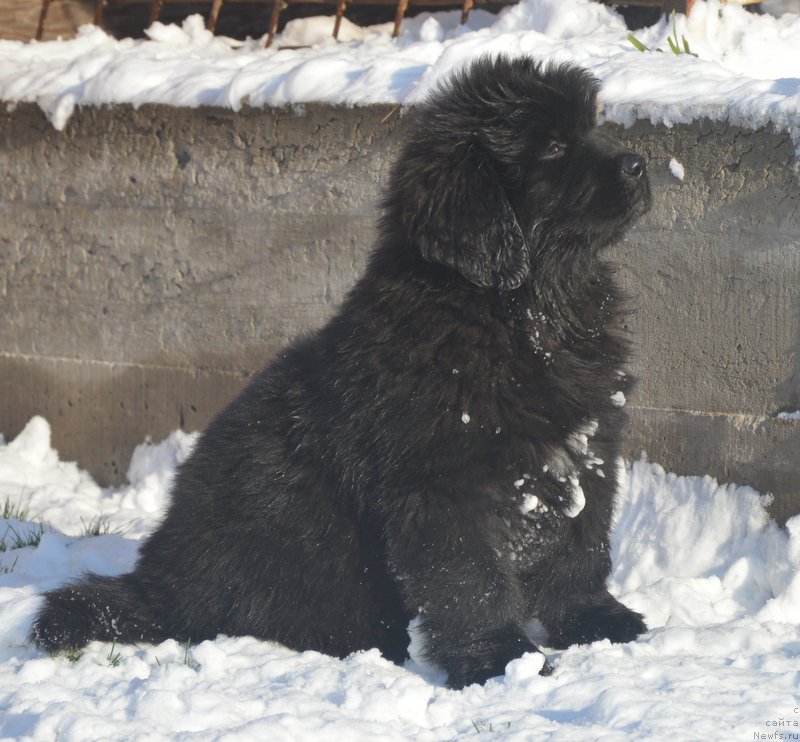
32, 56, 651, 689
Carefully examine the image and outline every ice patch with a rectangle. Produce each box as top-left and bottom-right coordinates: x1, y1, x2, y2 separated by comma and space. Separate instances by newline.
610, 390, 626, 407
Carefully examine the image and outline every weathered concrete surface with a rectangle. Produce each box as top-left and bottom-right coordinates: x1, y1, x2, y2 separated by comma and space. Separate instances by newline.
606, 119, 800, 522
0, 103, 798, 521
0, 104, 392, 483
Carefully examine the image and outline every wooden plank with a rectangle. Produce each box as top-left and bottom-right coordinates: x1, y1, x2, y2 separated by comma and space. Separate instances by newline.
83, 0, 517, 6
35, 0, 52, 40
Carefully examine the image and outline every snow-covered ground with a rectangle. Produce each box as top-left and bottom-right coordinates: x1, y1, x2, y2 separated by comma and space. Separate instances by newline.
1, 0, 799, 737
0, 0, 799, 145
1, 416, 798, 740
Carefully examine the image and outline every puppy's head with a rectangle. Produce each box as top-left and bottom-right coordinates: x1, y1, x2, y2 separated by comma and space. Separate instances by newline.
390, 55, 651, 290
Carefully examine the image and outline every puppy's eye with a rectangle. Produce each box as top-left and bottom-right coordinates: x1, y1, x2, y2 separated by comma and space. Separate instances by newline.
542, 141, 566, 161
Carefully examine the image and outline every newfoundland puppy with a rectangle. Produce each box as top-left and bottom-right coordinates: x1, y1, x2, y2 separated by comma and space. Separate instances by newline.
32, 56, 651, 688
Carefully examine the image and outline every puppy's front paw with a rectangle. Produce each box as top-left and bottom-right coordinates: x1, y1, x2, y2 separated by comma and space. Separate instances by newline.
588, 603, 646, 645
548, 595, 647, 648
446, 648, 552, 689
437, 626, 549, 689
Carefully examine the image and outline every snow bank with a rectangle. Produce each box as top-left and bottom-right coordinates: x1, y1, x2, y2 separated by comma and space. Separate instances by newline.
1, 0, 799, 144
0, 416, 196, 540
0, 417, 798, 739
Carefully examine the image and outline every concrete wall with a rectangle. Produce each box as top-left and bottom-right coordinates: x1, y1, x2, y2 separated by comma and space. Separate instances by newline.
1, 103, 798, 522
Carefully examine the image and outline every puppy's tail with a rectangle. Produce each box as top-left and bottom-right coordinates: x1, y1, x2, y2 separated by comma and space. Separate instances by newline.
30, 573, 165, 653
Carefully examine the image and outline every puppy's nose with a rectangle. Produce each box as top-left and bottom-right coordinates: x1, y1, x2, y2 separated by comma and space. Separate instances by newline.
621, 154, 646, 179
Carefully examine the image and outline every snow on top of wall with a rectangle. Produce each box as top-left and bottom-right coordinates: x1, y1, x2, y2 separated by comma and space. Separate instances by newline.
0, 0, 799, 139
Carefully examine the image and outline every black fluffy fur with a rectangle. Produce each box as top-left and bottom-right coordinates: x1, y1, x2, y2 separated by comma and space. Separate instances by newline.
32, 56, 652, 689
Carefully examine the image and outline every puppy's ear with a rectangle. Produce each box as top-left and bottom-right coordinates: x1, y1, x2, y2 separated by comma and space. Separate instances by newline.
407, 154, 529, 291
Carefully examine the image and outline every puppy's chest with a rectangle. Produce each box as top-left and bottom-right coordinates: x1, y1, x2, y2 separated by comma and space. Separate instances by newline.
496, 481, 570, 563
517, 303, 621, 372
491, 420, 610, 559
